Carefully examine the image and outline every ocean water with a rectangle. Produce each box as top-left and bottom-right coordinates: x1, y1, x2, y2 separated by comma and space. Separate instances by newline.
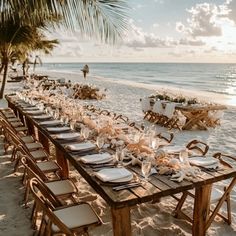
41, 63, 236, 105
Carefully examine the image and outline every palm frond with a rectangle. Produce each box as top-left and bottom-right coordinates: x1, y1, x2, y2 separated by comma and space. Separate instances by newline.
0, 0, 129, 43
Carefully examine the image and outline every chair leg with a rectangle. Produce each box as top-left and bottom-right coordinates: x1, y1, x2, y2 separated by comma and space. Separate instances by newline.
24, 181, 31, 208
173, 192, 188, 218
226, 196, 232, 225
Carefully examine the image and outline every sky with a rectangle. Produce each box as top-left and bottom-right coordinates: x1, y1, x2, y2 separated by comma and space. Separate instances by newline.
43, 0, 236, 63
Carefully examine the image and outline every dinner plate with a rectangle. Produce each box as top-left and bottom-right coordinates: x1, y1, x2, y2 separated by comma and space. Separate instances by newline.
26, 110, 44, 115
32, 115, 52, 120
65, 142, 96, 152
110, 175, 133, 183
162, 145, 186, 154
95, 167, 133, 183
189, 156, 219, 167
53, 132, 80, 140
47, 127, 70, 133
80, 153, 112, 164
40, 120, 61, 126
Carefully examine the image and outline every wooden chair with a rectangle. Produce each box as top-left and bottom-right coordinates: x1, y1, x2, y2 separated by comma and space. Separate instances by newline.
20, 155, 78, 207
173, 153, 236, 230
29, 178, 101, 235
186, 139, 209, 156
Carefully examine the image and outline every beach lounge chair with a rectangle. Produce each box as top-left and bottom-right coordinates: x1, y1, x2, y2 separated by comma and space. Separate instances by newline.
173, 153, 236, 230
29, 178, 101, 235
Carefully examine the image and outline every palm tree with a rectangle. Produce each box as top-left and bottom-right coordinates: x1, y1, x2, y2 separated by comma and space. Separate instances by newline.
0, 15, 58, 98
0, 0, 129, 43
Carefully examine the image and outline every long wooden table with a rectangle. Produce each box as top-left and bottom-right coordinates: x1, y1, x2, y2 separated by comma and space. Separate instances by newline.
6, 95, 236, 236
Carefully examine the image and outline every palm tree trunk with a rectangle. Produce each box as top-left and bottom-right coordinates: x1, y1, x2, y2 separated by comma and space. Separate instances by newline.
0, 63, 4, 74
0, 60, 9, 99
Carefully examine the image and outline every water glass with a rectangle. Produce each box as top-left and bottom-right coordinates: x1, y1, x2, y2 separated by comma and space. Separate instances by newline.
70, 120, 76, 131
115, 149, 125, 166
141, 159, 152, 181
179, 150, 189, 166
96, 135, 105, 149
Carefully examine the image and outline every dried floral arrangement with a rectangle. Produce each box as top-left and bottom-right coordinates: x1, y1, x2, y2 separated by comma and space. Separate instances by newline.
149, 91, 198, 105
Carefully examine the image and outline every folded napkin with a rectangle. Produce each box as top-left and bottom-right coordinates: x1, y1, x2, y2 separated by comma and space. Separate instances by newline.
189, 156, 219, 167
23, 107, 38, 111
53, 132, 80, 140
65, 142, 96, 152
47, 127, 70, 133
80, 153, 112, 164
95, 167, 133, 182
162, 145, 186, 154
40, 120, 61, 126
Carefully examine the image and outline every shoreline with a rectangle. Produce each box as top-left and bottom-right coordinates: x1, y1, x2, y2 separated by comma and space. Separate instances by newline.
36, 69, 236, 107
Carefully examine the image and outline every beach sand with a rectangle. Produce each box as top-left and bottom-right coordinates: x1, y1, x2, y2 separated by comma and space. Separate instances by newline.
1, 71, 236, 235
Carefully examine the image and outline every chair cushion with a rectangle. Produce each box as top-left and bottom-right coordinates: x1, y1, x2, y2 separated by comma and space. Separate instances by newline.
15, 126, 28, 132
7, 117, 21, 122
30, 150, 48, 160
37, 161, 60, 172
21, 136, 35, 143
45, 180, 76, 196
52, 204, 99, 232
26, 142, 43, 150
11, 121, 24, 127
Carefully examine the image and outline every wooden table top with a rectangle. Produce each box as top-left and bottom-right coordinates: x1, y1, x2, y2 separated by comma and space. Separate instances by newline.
6, 96, 236, 209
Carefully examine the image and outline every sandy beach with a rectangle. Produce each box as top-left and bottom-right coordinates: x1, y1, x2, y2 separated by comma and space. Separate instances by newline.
1, 71, 236, 236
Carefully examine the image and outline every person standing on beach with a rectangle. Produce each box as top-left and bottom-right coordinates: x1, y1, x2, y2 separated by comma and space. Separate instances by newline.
81, 64, 89, 79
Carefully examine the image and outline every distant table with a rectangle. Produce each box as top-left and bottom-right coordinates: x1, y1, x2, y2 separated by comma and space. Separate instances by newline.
6, 95, 235, 236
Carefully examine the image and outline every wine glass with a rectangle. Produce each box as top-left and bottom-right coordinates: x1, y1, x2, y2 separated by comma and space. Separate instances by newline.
141, 159, 152, 181
96, 135, 105, 150
179, 150, 189, 166
81, 127, 90, 140
70, 119, 76, 131
114, 148, 125, 166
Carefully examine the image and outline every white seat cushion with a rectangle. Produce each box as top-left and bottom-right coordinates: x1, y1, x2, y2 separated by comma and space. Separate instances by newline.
52, 204, 99, 232
36, 161, 60, 172
21, 136, 35, 143
30, 150, 48, 160
26, 142, 43, 150
45, 180, 76, 196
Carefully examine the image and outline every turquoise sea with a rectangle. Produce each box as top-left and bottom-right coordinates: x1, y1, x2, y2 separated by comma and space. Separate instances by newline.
41, 63, 236, 100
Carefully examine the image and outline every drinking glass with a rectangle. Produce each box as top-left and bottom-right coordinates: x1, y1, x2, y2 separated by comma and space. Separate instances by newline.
179, 150, 189, 166
81, 127, 90, 140
115, 148, 125, 166
141, 159, 152, 181
70, 120, 76, 131
96, 135, 105, 150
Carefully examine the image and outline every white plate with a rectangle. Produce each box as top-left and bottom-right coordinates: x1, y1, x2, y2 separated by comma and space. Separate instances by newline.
47, 127, 70, 133
54, 132, 80, 140
80, 153, 112, 164
95, 167, 133, 182
26, 110, 44, 115
66, 142, 96, 152
189, 156, 219, 167
40, 120, 61, 126
162, 145, 186, 154
32, 115, 52, 120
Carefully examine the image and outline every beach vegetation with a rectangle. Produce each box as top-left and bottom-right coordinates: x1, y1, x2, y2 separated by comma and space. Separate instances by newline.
0, 13, 58, 98
0, 0, 129, 43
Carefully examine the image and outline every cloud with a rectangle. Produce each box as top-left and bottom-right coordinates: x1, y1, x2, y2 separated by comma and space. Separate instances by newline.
179, 38, 205, 46
225, 0, 236, 24
124, 20, 205, 48
178, 3, 222, 37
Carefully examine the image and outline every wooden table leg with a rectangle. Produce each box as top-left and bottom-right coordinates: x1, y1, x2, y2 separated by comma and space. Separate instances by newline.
111, 207, 131, 236
25, 117, 35, 136
55, 147, 69, 179
38, 130, 50, 154
192, 184, 212, 236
